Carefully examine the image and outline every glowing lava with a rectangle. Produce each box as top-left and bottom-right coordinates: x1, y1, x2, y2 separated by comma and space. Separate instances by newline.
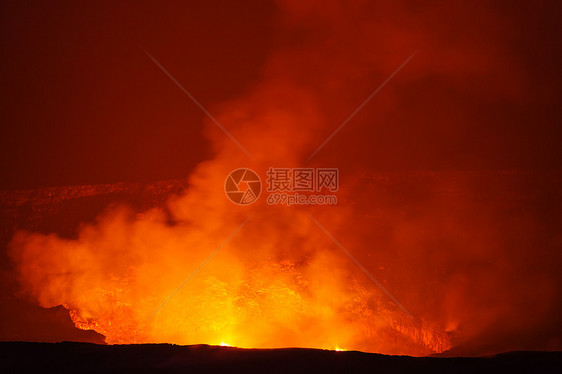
9, 203, 451, 356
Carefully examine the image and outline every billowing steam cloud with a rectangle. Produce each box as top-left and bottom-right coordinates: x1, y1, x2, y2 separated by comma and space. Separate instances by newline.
8, 0, 562, 356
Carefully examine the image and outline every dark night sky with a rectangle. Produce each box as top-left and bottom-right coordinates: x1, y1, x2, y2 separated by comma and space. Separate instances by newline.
0, 1, 276, 189
1, 1, 561, 189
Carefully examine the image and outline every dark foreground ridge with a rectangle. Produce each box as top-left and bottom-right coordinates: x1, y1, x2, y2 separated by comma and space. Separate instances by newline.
1, 342, 561, 374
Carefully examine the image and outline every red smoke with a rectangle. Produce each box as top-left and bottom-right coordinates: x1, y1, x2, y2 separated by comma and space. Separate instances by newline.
4, 0, 562, 356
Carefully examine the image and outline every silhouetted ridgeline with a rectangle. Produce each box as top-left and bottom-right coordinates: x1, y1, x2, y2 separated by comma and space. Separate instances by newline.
0, 342, 561, 374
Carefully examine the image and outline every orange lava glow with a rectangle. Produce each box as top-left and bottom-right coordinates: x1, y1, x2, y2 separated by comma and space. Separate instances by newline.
7, 76, 453, 352
9, 199, 450, 355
